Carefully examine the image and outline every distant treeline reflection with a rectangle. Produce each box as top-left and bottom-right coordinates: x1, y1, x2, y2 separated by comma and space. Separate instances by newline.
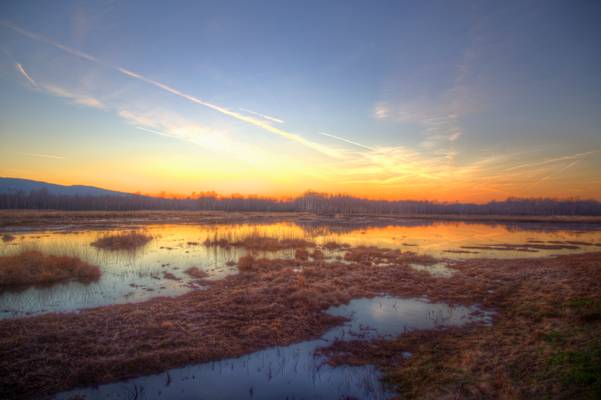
1, 189, 601, 216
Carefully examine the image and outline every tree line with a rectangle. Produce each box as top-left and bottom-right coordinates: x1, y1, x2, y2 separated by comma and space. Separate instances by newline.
1, 188, 601, 216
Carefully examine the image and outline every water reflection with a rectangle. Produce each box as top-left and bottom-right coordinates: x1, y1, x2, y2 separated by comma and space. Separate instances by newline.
1, 221, 600, 318
55, 296, 490, 400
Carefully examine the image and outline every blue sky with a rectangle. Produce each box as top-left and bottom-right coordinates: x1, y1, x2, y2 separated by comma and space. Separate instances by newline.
1, 0, 600, 201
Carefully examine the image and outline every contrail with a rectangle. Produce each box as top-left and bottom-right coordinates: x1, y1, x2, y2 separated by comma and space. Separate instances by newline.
15, 63, 37, 87
501, 149, 600, 172
239, 108, 284, 124
534, 160, 579, 185
1, 21, 342, 158
318, 132, 374, 151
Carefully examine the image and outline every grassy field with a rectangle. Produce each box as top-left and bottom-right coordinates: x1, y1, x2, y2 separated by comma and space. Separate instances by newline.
0, 250, 100, 289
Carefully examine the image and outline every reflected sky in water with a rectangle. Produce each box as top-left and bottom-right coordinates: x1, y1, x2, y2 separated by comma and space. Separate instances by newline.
1, 220, 600, 318
55, 296, 490, 400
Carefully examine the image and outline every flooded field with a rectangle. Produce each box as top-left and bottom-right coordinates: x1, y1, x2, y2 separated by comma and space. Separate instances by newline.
1, 220, 600, 318
56, 296, 491, 400
1, 214, 600, 400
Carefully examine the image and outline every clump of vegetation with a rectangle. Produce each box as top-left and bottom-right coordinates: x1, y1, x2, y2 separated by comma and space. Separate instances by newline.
204, 234, 315, 251
295, 248, 309, 261
0, 250, 101, 288
323, 241, 351, 250
1, 234, 15, 242
91, 231, 152, 250
237, 254, 256, 272
162, 272, 180, 281
184, 266, 208, 279
311, 249, 324, 260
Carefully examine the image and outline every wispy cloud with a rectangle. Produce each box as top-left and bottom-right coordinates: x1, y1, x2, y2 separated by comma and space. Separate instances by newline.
3, 21, 599, 201
500, 150, 600, 172
42, 83, 104, 108
2, 22, 343, 158
119, 109, 271, 164
116, 67, 344, 158
318, 132, 374, 151
239, 108, 284, 124
16, 151, 64, 159
15, 63, 37, 87
1, 21, 99, 63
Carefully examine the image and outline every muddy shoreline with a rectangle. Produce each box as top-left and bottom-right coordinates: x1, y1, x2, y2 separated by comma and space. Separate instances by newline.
3, 210, 601, 232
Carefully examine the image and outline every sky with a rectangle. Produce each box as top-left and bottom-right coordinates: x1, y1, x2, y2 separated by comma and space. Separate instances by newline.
0, 0, 600, 202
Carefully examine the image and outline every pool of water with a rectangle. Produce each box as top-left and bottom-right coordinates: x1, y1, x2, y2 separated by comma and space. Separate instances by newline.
54, 296, 491, 400
1, 220, 600, 318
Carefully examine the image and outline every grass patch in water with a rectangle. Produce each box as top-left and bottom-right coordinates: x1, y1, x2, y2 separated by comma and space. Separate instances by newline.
91, 231, 152, 250
0, 250, 100, 288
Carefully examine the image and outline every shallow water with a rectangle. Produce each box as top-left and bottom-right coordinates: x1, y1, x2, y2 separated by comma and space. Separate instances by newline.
55, 296, 491, 400
1, 220, 600, 318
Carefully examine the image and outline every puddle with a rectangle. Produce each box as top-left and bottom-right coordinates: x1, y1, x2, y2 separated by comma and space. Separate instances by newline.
1, 221, 600, 318
55, 296, 491, 400
409, 262, 456, 277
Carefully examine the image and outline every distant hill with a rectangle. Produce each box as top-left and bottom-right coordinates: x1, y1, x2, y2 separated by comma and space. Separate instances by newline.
0, 177, 131, 197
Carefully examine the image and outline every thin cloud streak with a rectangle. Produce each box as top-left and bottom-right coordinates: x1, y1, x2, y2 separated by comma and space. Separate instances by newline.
117, 66, 343, 158
319, 132, 374, 151
1, 22, 341, 158
5, 22, 598, 201
41, 83, 104, 108
239, 108, 284, 124
17, 151, 64, 159
15, 63, 37, 87
135, 126, 174, 139
500, 150, 600, 172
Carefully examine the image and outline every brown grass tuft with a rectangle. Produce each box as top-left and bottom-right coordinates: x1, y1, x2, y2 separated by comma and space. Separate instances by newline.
91, 231, 152, 250
323, 241, 351, 250
295, 248, 309, 261
1, 233, 15, 242
311, 249, 324, 260
237, 254, 256, 272
160, 321, 175, 329
162, 272, 180, 281
204, 234, 315, 251
184, 267, 208, 279
0, 250, 101, 288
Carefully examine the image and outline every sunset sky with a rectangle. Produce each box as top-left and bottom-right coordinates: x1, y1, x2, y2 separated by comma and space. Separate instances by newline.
1, 0, 600, 202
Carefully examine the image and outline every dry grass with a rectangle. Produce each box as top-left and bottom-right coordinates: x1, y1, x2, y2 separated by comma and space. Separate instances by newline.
311, 249, 325, 260
162, 272, 180, 281
1, 233, 15, 242
323, 241, 351, 250
460, 242, 582, 252
204, 233, 315, 251
237, 254, 256, 272
295, 248, 309, 261
0, 250, 101, 288
184, 267, 208, 279
318, 254, 601, 400
0, 246, 599, 399
91, 231, 152, 250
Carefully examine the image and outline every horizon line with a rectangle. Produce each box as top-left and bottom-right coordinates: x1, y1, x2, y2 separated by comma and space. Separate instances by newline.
1, 176, 600, 205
